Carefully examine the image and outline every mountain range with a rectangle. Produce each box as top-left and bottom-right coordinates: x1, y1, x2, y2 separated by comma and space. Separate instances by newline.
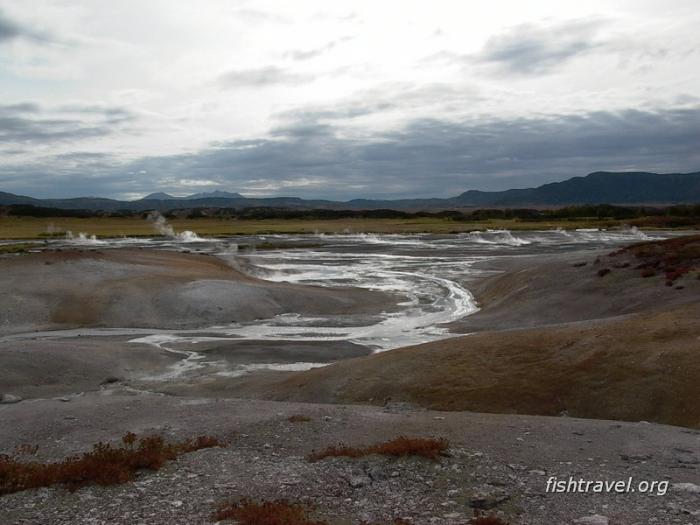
2, 171, 700, 212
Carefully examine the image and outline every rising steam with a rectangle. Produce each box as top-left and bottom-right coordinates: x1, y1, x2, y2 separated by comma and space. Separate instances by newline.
146, 211, 204, 242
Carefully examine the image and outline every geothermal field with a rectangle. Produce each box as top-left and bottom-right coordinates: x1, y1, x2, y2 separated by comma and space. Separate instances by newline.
1, 226, 699, 524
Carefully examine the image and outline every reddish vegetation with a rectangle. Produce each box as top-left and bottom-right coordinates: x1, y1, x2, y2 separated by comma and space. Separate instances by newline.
288, 414, 312, 423
609, 234, 700, 284
308, 436, 449, 462
360, 518, 413, 525
213, 499, 326, 525
470, 516, 511, 525
0, 433, 222, 496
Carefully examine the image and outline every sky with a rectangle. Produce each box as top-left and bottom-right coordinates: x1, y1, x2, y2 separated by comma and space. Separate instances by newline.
0, 0, 699, 200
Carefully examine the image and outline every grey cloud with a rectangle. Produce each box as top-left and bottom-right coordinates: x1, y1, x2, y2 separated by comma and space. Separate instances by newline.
231, 9, 289, 24
286, 37, 352, 61
58, 105, 136, 123
2, 106, 699, 199
474, 18, 605, 74
274, 83, 481, 125
0, 9, 53, 44
218, 66, 314, 88
0, 102, 41, 113
0, 10, 22, 42
0, 103, 136, 145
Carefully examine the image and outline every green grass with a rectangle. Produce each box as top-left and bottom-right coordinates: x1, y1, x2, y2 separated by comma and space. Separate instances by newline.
0, 242, 43, 254
0, 216, 661, 240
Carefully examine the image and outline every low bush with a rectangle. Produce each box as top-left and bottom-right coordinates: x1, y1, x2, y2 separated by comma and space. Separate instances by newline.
611, 235, 700, 284
308, 436, 449, 462
288, 415, 312, 423
213, 499, 326, 525
0, 432, 222, 496
470, 516, 511, 525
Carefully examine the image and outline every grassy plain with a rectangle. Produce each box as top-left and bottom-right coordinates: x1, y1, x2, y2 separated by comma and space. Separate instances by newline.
0, 215, 651, 239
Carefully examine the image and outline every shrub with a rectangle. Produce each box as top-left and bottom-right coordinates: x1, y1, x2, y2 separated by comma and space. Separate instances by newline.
308, 436, 449, 462
0, 432, 222, 496
610, 234, 700, 285
213, 499, 326, 525
288, 415, 312, 423
471, 516, 511, 525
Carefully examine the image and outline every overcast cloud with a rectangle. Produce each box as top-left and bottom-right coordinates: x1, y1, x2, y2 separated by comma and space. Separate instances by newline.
0, 1, 699, 199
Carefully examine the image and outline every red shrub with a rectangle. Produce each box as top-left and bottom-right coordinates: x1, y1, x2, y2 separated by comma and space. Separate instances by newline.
288, 415, 312, 423
213, 499, 326, 525
308, 436, 449, 462
0, 433, 222, 496
471, 516, 511, 525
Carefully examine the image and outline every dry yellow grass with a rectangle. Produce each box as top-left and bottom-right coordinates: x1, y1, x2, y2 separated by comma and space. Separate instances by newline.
0, 216, 629, 239
239, 304, 700, 428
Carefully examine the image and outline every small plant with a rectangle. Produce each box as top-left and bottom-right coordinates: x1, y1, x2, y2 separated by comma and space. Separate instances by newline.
597, 268, 611, 277
613, 234, 700, 285
0, 432, 222, 496
213, 498, 327, 525
308, 436, 449, 462
360, 519, 413, 525
13, 444, 39, 456
470, 515, 511, 525
288, 415, 312, 423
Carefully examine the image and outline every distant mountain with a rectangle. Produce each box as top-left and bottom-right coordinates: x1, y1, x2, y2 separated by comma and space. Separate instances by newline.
183, 190, 243, 200
451, 171, 700, 206
2, 171, 700, 212
140, 190, 244, 201
142, 192, 176, 200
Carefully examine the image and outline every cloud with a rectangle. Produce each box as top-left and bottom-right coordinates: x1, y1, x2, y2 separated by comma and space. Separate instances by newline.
218, 66, 314, 88
0, 102, 41, 113
2, 106, 699, 199
286, 37, 352, 61
0, 9, 53, 44
474, 18, 606, 75
0, 103, 135, 145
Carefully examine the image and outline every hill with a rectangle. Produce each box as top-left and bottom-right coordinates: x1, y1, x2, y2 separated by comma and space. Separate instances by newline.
453, 170, 700, 206
1, 170, 700, 212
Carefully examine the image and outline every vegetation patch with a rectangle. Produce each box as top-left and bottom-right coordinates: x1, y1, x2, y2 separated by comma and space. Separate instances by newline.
213, 499, 326, 525
610, 234, 700, 285
0, 242, 42, 255
308, 436, 449, 462
287, 414, 312, 423
0, 432, 222, 496
470, 515, 511, 525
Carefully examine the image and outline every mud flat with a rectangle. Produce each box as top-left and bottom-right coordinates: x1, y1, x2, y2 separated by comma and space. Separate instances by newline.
230, 246, 700, 429
0, 248, 396, 335
2, 240, 700, 524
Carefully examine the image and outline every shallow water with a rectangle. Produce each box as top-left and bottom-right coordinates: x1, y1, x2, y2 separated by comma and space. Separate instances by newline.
2, 227, 684, 380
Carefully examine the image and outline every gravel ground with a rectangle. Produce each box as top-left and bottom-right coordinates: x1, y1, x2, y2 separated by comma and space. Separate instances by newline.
1, 390, 698, 524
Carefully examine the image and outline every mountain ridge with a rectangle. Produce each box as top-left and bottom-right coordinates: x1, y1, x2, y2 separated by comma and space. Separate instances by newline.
2, 170, 700, 211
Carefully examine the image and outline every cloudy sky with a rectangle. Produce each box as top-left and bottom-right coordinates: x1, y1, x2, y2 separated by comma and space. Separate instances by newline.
1, 0, 699, 200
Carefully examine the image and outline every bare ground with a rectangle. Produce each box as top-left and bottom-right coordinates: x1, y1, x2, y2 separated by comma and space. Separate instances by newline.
226, 247, 700, 429
0, 391, 698, 525
1, 243, 699, 524
0, 248, 396, 335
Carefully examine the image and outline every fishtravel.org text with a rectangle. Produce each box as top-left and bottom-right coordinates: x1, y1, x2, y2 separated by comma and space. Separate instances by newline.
546, 477, 668, 496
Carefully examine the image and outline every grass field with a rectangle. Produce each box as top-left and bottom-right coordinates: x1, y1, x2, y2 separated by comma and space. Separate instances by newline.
0, 216, 660, 240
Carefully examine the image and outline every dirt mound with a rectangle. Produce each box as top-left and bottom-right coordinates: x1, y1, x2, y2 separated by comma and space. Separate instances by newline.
0, 249, 396, 335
